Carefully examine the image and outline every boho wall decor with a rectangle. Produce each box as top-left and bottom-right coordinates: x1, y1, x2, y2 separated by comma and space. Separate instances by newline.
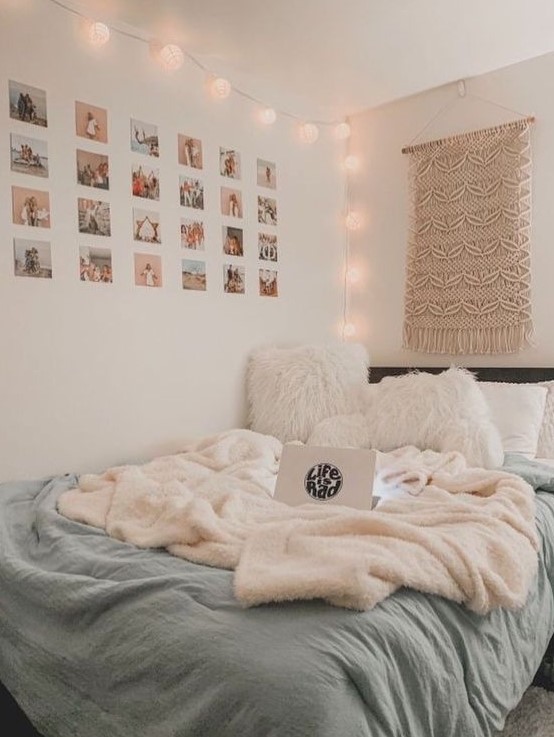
402, 118, 533, 354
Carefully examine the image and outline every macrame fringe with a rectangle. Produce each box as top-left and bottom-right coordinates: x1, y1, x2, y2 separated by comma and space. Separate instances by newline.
403, 321, 534, 355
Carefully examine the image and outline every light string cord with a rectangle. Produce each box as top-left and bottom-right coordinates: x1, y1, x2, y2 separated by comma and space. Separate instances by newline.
37, 0, 357, 338
342, 152, 351, 340
44, 0, 344, 126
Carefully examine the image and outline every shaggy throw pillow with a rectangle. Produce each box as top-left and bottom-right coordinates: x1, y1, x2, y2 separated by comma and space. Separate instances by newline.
309, 368, 504, 469
246, 343, 369, 443
364, 368, 504, 468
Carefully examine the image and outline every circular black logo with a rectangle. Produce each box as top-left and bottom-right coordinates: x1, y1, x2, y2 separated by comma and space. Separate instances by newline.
304, 462, 343, 501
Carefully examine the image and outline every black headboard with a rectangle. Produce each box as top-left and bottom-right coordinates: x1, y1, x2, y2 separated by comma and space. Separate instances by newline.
369, 367, 554, 384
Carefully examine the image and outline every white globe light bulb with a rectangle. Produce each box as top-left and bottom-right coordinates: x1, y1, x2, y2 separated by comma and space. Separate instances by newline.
160, 44, 184, 71
88, 21, 110, 47
345, 212, 361, 231
300, 123, 319, 144
212, 77, 231, 99
344, 155, 360, 172
343, 322, 356, 338
335, 122, 351, 140
260, 107, 277, 125
346, 267, 361, 284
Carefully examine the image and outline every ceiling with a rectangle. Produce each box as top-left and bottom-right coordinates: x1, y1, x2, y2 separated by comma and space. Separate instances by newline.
66, 0, 554, 120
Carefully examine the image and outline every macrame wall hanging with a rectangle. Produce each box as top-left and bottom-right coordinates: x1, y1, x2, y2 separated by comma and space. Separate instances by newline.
402, 108, 534, 355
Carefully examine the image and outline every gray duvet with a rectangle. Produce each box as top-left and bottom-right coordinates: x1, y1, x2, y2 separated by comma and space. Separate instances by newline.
1, 465, 554, 737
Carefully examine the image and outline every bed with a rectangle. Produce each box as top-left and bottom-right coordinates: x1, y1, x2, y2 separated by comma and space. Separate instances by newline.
1, 366, 554, 737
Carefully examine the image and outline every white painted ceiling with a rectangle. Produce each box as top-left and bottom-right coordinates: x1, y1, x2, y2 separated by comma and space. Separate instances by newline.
69, 0, 554, 120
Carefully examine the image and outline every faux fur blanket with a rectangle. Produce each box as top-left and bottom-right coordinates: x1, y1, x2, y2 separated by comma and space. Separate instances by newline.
58, 430, 539, 613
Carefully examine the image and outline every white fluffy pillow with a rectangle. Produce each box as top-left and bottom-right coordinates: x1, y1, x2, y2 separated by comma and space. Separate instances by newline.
246, 343, 369, 443
479, 382, 548, 458
310, 368, 503, 468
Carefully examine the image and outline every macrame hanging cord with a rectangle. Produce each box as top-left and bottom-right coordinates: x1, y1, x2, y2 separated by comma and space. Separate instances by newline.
401, 94, 534, 355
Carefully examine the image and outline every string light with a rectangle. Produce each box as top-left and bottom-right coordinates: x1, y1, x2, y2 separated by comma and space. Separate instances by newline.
38, 1, 354, 144
211, 77, 232, 99
300, 123, 319, 144
260, 107, 277, 125
335, 122, 351, 140
41, 3, 366, 344
346, 267, 361, 284
345, 212, 361, 231
344, 155, 360, 172
341, 121, 364, 339
159, 44, 184, 71
88, 21, 110, 47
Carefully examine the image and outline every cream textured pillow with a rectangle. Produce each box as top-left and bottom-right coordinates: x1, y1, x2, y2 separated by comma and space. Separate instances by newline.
351, 368, 503, 468
479, 382, 548, 458
246, 343, 369, 443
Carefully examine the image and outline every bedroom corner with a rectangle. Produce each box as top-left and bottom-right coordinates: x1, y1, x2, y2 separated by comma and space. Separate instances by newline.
2, 2, 554, 737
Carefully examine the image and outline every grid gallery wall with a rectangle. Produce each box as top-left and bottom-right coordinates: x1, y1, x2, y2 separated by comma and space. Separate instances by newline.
8, 80, 279, 298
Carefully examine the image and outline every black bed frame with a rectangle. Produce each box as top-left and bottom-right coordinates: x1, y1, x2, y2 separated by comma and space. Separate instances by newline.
3, 365, 554, 735
0, 683, 38, 736
369, 366, 554, 384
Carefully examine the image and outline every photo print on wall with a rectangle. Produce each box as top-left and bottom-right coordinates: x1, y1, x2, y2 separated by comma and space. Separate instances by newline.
76, 149, 109, 190
259, 268, 278, 297
223, 226, 243, 256
221, 187, 242, 218
258, 195, 277, 226
10, 133, 48, 178
134, 253, 162, 287
180, 177, 204, 209
77, 198, 111, 236
13, 238, 52, 279
133, 208, 161, 244
12, 186, 50, 228
9, 80, 47, 127
178, 135, 203, 169
182, 259, 207, 291
257, 158, 277, 189
258, 232, 278, 261
181, 219, 205, 250
79, 246, 113, 283
132, 163, 159, 200
223, 263, 245, 294
75, 101, 108, 143
219, 148, 241, 179
130, 118, 159, 157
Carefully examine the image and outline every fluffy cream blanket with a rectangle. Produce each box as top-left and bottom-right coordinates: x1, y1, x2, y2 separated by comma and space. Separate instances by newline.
57, 430, 539, 613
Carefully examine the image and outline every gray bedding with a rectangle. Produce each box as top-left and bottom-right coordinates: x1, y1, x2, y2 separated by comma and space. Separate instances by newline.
1, 462, 554, 737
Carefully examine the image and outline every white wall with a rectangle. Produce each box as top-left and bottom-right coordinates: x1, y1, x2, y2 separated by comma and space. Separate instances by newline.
0, 1, 345, 481
348, 52, 554, 368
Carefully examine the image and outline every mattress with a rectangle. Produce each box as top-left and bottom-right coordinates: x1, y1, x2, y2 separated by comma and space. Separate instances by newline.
1, 468, 553, 737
